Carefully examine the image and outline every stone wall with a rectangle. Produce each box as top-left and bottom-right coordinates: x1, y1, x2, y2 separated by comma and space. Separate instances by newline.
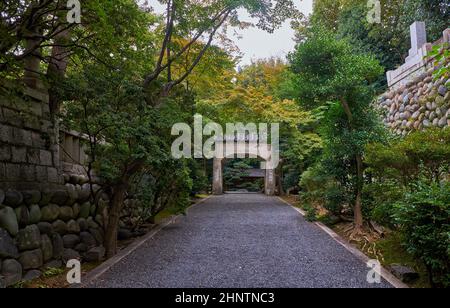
0, 184, 108, 287
378, 68, 450, 135
0, 85, 63, 190
1, 85, 107, 287
379, 24, 450, 135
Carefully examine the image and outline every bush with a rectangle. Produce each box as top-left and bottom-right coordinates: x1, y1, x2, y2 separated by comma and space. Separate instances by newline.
363, 180, 407, 227
366, 128, 450, 184
323, 185, 348, 217
188, 159, 209, 196
393, 181, 450, 288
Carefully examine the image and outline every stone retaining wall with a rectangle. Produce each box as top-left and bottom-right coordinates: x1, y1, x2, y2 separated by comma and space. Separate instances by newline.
0, 84, 108, 287
379, 25, 450, 135
378, 68, 450, 135
0, 183, 108, 287
0, 85, 63, 190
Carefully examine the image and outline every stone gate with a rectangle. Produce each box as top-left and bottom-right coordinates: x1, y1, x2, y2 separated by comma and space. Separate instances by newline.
212, 141, 277, 196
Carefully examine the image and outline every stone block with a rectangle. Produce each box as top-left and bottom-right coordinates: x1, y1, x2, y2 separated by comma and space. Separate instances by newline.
26, 148, 40, 164
13, 127, 32, 146
11, 146, 27, 163
47, 167, 60, 183
19, 165, 36, 182
23, 115, 41, 131
35, 166, 47, 182
3, 108, 22, 127
5, 163, 20, 181
39, 150, 53, 166
31, 132, 46, 148
0, 125, 13, 143
0, 144, 11, 161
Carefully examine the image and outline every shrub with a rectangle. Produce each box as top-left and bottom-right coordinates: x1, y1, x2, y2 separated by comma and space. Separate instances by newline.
363, 180, 407, 227
393, 181, 450, 288
366, 128, 450, 184
323, 185, 348, 217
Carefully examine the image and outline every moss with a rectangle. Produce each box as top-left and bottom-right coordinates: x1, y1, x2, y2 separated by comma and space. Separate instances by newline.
376, 233, 431, 288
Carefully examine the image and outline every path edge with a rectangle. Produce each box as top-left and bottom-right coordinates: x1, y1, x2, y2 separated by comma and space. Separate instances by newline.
277, 197, 409, 289
74, 195, 213, 288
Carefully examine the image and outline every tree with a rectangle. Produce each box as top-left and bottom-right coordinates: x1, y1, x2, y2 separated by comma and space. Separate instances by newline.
55, 0, 299, 257
309, 0, 450, 86
144, 0, 300, 104
289, 27, 384, 235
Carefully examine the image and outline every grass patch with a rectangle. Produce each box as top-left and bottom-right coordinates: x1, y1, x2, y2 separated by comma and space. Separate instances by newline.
195, 194, 210, 199
16, 262, 101, 289
154, 195, 210, 223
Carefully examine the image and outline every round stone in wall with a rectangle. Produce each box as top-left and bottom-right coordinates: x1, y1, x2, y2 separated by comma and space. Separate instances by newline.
41, 204, 60, 222
15, 205, 30, 227
438, 85, 447, 96
22, 190, 41, 206
51, 233, 64, 260
0, 206, 19, 236
0, 228, 19, 259
19, 249, 43, 270
28, 205, 41, 224
438, 116, 447, 128
16, 224, 41, 251
52, 220, 68, 235
40, 234, 53, 262
59, 206, 74, 221
37, 222, 53, 235
1, 259, 22, 287
63, 234, 80, 249
3, 190, 23, 208
67, 220, 80, 234
62, 248, 80, 263
23, 270, 42, 282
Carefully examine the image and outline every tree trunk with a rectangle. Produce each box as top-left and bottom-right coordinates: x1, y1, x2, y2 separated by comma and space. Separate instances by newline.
104, 182, 127, 259
23, 37, 42, 89
47, 27, 70, 114
340, 98, 365, 231
354, 154, 364, 230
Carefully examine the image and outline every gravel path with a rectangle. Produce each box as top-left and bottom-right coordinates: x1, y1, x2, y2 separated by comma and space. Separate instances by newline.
87, 194, 392, 288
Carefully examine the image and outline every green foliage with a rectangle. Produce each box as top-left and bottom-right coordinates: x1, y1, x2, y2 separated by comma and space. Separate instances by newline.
310, 0, 450, 86
364, 129, 450, 286
289, 26, 383, 106
188, 160, 209, 195
393, 181, 450, 288
223, 159, 264, 192
290, 28, 385, 223
304, 203, 318, 222
429, 43, 450, 81
366, 128, 450, 183
43, 268, 65, 278
363, 180, 407, 226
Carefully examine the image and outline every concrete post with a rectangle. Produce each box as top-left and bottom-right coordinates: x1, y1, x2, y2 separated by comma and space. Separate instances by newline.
407, 21, 427, 59
265, 167, 276, 196
212, 158, 223, 195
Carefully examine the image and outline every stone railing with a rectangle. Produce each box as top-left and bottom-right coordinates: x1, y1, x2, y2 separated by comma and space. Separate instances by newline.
379, 23, 450, 135
386, 22, 450, 89
59, 130, 90, 179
